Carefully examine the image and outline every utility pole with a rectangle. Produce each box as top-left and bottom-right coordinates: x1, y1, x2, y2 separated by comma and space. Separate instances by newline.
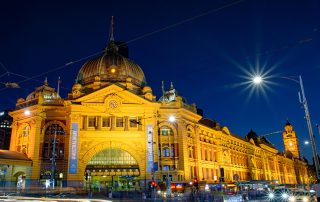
299, 76, 320, 180
51, 125, 57, 189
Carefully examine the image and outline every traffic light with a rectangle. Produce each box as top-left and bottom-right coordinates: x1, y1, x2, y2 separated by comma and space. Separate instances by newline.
151, 181, 157, 188
193, 178, 198, 188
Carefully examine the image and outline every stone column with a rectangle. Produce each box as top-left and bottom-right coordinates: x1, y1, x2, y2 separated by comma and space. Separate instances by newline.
111, 116, 115, 130
29, 116, 43, 186
96, 116, 101, 130
82, 116, 87, 130
124, 116, 129, 131
138, 117, 142, 131
194, 125, 202, 180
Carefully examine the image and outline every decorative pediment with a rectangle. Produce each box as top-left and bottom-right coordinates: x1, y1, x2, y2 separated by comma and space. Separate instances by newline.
72, 84, 159, 113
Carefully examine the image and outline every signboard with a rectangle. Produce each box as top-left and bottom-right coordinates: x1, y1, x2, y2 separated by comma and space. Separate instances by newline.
146, 124, 154, 172
69, 123, 78, 174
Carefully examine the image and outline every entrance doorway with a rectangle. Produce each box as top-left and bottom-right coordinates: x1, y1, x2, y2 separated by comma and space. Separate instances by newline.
14, 172, 26, 192
85, 148, 140, 192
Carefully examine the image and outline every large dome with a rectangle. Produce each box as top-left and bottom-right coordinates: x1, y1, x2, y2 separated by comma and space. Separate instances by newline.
76, 42, 146, 87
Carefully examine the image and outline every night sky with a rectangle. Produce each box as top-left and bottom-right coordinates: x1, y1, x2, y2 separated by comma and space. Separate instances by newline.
1, 0, 320, 162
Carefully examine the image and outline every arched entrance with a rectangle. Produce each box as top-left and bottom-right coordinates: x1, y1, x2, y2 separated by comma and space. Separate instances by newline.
85, 148, 140, 191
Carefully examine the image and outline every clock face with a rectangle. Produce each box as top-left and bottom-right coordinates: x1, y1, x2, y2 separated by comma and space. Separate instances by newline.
109, 100, 118, 109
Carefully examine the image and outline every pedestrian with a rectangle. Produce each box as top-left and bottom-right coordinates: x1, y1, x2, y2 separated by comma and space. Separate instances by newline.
312, 183, 320, 202
142, 192, 146, 200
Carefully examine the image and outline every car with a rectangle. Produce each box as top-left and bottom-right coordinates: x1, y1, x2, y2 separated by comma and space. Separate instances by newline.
288, 189, 316, 202
267, 188, 292, 201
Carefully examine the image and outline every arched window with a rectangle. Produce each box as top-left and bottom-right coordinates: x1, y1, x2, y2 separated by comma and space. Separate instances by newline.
16, 124, 30, 154
43, 123, 65, 159
187, 128, 193, 138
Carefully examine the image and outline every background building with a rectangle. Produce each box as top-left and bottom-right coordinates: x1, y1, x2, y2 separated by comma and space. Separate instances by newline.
0, 109, 13, 149
1, 32, 309, 189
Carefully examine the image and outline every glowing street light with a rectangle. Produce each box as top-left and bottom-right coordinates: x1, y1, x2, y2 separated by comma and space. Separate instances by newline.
24, 110, 31, 116
168, 115, 176, 123
251, 74, 320, 180
304, 140, 309, 145
252, 75, 262, 84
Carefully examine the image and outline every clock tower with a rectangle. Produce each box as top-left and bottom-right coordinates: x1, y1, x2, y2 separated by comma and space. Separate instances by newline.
283, 120, 300, 158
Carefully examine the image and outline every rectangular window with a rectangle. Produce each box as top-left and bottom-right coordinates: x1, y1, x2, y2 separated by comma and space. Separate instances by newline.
163, 165, 170, 171
129, 117, 138, 127
161, 128, 173, 136
116, 117, 124, 127
88, 116, 96, 127
171, 143, 175, 157
102, 117, 110, 127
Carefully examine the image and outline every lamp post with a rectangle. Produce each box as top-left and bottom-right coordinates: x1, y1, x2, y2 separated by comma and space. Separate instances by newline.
166, 115, 176, 197
51, 125, 57, 189
252, 75, 320, 180
147, 129, 156, 200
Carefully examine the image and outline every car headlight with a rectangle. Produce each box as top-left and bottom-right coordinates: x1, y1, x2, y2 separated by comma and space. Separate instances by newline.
289, 196, 295, 202
282, 193, 289, 199
268, 193, 275, 199
303, 197, 309, 202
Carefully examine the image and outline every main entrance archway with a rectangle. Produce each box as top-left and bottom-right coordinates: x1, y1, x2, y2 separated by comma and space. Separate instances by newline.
85, 148, 140, 191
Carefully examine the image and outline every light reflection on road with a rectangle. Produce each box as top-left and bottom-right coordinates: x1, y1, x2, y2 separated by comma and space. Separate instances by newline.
0, 196, 112, 202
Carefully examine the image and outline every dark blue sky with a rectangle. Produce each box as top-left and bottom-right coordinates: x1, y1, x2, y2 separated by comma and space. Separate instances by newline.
1, 0, 320, 161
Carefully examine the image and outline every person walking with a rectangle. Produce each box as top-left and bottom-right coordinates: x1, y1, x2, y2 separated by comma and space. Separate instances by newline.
312, 183, 320, 202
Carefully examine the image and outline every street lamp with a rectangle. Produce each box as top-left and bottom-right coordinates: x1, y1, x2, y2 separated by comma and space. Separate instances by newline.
252, 76, 263, 85
168, 115, 176, 123
252, 75, 320, 180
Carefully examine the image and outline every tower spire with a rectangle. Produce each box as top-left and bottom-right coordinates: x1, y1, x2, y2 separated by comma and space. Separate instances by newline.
44, 77, 48, 86
162, 81, 165, 96
170, 82, 174, 90
109, 16, 115, 42
57, 76, 61, 98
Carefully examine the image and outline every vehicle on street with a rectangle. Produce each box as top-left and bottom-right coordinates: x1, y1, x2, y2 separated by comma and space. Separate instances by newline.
289, 189, 316, 202
268, 188, 292, 201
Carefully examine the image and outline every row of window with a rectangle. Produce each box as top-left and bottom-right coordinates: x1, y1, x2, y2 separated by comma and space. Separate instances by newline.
230, 153, 248, 167
159, 127, 174, 136
201, 146, 218, 162
84, 116, 140, 129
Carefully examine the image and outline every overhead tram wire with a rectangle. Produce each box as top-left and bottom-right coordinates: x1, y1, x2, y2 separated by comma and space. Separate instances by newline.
0, 0, 245, 93
123, 0, 246, 46
0, 71, 71, 92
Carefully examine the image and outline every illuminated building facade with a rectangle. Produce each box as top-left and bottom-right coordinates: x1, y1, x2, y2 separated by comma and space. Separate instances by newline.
1, 31, 309, 189
283, 120, 300, 158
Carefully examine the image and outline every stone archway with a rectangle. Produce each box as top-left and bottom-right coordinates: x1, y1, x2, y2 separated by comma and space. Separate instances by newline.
79, 141, 146, 191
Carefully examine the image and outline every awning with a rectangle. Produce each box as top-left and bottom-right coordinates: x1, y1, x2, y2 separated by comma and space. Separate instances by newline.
0, 150, 32, 166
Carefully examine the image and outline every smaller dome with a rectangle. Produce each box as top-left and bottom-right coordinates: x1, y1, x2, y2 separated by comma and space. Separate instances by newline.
26, 79, 57, 101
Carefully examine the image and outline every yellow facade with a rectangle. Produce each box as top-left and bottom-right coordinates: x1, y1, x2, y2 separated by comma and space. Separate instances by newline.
6, 38, 309, 188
